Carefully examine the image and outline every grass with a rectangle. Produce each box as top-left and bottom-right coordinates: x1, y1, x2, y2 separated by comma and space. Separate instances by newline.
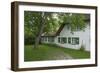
24, 44, 90, 61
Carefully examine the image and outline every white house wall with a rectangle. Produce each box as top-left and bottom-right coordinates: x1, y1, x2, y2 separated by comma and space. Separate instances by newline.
55, 24, 90, 51
41, 24, 90, 51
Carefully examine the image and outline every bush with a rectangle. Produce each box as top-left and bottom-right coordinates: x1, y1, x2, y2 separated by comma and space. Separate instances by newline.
24, 36, 35, 45
79, 45, 85, 51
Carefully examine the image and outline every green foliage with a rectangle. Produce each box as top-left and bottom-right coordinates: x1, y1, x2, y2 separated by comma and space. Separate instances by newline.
43, 13, 61, 34
57, 13, 86, 31
70, 14, 86, 31
24, 11, 41, 44
24, 11, 88, 45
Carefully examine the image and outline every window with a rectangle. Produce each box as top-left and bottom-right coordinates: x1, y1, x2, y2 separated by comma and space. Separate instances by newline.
58, 37, 60, 43
44, 37, 47, 41
58, 37, 67, 44
72, 37, 79, 45
51, 37, 54, 42
68, 37, 71, 44
41, 37, 44, 41
61, 37, 67, 44
48, 37, 54, 42
58, 37, 79, 45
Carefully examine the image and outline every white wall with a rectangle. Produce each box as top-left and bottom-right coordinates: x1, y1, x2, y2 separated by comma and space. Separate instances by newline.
55, 24, 90, 51
0, 0, 99, 73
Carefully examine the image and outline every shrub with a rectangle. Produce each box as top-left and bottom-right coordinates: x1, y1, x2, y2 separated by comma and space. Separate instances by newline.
24, 36, 35, 45
79, 45, 85, 51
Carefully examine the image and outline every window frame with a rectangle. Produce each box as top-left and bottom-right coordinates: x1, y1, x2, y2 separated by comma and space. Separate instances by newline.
72, 37, 79, 45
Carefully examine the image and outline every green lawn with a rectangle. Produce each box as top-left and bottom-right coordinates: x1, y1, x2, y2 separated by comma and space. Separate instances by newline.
24, 44, 90, 61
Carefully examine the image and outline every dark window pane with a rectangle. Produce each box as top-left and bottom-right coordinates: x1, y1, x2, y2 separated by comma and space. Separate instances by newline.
68, 37, 71, 44
58, 37, 60, 43
45, 37, 47, 41
58, 37, 67, 44
72, 37, 79, 45
48, 37, 54, 42
61, 37, 67, 44
75, 38, 79, 44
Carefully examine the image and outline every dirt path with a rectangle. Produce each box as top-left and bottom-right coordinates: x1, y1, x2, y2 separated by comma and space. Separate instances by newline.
48, 49, 73, 60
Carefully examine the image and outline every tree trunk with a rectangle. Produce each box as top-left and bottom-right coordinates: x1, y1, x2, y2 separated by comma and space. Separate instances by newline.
34, 12, 45, 49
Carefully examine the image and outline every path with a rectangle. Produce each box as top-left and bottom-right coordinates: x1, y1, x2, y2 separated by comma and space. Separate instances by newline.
48, 49, 73, 60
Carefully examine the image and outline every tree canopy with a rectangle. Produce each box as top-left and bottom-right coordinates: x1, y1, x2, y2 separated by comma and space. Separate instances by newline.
24, 11, 89, 45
